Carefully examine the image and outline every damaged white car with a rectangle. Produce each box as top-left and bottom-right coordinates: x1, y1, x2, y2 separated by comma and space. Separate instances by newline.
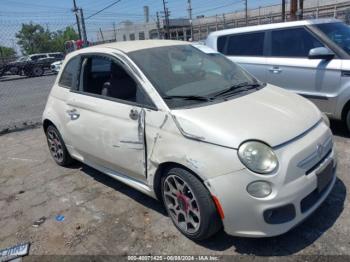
43, 40, 336, 240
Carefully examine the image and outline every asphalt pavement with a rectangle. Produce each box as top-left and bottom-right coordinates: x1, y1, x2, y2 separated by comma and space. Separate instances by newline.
0, 74, 56, 133
0, 122, 349, 259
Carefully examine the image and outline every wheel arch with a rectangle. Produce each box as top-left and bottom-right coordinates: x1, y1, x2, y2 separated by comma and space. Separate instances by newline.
341, 99, 350, 122
153, 161, 206, 201
43, 118, 56, 133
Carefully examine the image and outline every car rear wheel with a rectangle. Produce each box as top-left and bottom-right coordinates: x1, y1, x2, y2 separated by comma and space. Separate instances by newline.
161, 167, 222, 240
45, 125, 73, 166
32, 66, 44, 77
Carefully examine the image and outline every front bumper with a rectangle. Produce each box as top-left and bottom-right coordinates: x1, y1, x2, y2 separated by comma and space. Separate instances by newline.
207, 122, 337, 237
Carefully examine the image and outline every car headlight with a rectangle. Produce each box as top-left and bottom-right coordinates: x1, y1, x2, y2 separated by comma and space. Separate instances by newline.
238, 141, 278, 174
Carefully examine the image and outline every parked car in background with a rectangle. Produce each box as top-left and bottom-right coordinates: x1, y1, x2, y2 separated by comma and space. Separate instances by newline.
51, 60, 63, 74
3, 52, 64, 77
206, 19, 350, 132
43, 40, 335, 240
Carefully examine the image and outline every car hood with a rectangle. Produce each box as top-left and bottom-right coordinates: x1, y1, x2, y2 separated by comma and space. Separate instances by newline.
342, 59, 350, 70
171, 85, 321, 149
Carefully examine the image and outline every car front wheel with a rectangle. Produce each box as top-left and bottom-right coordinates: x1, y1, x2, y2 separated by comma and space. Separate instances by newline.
346, 109, 350, 133
45, 125, 73, 166
32, 66, 44, 77
161, 167, 222, 240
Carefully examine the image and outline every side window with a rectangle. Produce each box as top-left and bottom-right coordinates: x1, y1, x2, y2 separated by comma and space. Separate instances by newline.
225, 32, 265, 56
81, 55, 153, 106
217, 35, 228, 53
59, 56, 81, 89
271, 27, 324, 57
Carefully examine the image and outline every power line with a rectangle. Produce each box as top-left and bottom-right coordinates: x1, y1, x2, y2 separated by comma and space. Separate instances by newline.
193, 0, 244, 16
85, 0, 122, 20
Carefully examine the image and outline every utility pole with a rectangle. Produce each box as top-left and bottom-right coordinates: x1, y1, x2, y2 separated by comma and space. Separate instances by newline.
162, 0, 170, 39
290, 0, 298, 21
245, 0, 248, 25
79, 8, 88, 44
113, 22, 117, 41
72, 0, 82, 40
222, 13, 226, 29
298, 0, 304, 20
282, 0, 286, 22
187, 0, 193, 41
99, 28, 105, 42
156, 12, 161, 39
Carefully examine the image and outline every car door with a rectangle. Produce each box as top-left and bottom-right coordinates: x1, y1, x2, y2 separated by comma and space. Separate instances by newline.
219, 31, 268, 82
64, 54, 156, 181
265, 26, 342, 114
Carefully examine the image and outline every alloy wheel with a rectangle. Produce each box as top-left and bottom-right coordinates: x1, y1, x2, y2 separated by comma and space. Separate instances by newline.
47, 128, 64, 163
163, 174, 201, 234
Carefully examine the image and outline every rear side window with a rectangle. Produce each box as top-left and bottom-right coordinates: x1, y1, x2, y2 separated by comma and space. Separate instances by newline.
225, 32, 265, 56
59, 56, 81, 89
217, 36, 228, 53
271, 27, 324, 57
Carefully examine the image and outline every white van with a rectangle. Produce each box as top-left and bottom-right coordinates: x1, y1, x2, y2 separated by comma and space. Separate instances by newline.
206, 19, 350, 131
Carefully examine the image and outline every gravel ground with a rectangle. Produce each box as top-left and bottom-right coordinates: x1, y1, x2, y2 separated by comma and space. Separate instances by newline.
0, 121, 349, 260
0, 74, 56, 133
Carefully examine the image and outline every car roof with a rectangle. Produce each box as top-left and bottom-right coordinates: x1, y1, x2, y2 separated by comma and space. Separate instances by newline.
77, 40, 190, 54
207, 18, 341, 38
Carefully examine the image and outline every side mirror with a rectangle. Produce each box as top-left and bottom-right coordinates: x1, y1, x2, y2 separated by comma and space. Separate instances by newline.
308, 47, 335, 60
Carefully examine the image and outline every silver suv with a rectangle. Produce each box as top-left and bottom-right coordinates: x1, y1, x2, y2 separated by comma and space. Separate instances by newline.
206, 19, 350, 131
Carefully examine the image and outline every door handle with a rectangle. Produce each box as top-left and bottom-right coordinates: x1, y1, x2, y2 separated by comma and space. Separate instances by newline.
66, 109, 80, 120
269, 66, 282, 74
129, 108, 139, 120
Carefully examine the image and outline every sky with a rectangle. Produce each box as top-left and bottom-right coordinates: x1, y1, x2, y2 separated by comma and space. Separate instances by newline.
0, 0, 280, 51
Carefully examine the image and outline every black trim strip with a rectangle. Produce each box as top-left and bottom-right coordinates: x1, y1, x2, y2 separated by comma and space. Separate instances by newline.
341, 71, 350, 77
299, 93, 329, 100
273, 119, 322, 150
306, 149, 332, 175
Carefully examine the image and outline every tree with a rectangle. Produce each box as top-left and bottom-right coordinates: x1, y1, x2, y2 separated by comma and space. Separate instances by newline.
0, 46, 16, 60
16, 22, 79, 55
50, 27, 79, 53
16, 23, 51, 55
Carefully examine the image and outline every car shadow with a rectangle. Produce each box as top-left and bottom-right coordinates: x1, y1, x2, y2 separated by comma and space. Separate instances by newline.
79, 164, 167, 216
197, 178, 346, 255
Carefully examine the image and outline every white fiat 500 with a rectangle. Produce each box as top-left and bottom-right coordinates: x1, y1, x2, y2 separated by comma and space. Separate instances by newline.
43, 40, 336, 240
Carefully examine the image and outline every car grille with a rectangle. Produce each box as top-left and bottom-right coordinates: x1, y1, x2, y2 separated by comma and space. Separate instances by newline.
297, 135, 333, 173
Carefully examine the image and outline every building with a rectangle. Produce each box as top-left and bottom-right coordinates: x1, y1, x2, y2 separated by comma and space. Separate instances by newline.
97, 0, 350, 43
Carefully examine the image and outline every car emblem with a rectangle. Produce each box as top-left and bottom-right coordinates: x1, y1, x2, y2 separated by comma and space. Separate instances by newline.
316, 144, 324, 158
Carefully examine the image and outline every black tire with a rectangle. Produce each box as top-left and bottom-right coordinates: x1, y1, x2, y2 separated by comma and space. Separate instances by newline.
23, 67, 32, 77
161, 167, 222, 241
346, 109, 350, 133
9, 66, 19, 75
45, 125, 74, 166
31, 66, 44, 77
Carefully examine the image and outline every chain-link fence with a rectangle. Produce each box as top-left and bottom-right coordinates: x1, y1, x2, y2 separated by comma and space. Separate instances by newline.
0, 20, 75, 134
1, 1, 350, 134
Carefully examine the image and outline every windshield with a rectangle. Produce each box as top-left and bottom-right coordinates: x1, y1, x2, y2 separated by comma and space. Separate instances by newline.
16, 56, 28, 62
316, 22, 350, 55
128, 45, 258, 108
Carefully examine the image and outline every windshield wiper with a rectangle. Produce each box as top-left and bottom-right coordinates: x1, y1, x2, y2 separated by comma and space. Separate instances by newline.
162, 95, 212, 101
211, 82, 262, 98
